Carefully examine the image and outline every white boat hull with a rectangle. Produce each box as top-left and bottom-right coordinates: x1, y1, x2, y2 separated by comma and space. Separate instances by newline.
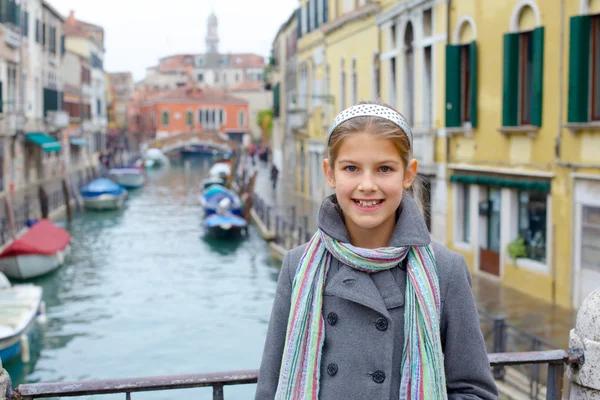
83, 194, 126, 210
0, 246, 70, 280
111, 173, 145, 188
0, 282, 43, 364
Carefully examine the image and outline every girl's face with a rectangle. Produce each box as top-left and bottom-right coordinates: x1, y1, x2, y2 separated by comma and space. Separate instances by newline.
324, 131, 417, 245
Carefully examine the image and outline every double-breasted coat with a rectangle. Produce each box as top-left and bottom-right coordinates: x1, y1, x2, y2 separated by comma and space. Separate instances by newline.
255, 194, 498, 399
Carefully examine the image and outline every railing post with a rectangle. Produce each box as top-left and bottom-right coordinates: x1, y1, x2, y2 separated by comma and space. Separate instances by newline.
546, 362, 565, 400
493, 316, 506, 380
212, 383, 224, 400
567, 288, 600, 398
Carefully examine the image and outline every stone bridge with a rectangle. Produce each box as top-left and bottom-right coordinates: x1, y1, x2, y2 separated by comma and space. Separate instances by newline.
148, 131, 239, 154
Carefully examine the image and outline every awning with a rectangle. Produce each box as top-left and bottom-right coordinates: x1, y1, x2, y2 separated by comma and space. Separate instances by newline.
70, 138, 88, 147
450, 174, 551, 193
26, 133, 61, 153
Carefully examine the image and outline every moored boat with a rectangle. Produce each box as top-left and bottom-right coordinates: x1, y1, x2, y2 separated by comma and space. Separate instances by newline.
108, 167, 146, 189
80, 178, 127, 211
200, 185, 244, 218
135, 148, 169, 169
204, 212, 248, 236
0, 272, 46, 364
0, 220, 71, 280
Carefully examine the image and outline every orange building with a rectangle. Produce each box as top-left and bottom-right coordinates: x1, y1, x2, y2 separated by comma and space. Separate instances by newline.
128, 86, 250, 144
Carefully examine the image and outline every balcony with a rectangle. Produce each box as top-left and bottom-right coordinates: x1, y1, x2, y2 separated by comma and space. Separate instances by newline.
3, 25, 20, 48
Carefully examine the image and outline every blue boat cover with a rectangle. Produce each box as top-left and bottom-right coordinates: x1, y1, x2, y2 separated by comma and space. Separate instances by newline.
204, 213, 247, 229
202, 185, 242, 208
80, 178, 126, 197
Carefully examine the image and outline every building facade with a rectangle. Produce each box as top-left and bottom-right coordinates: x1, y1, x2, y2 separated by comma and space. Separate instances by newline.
64, 10, 107, 160
444, 0, 600, 309
128, 86, 249, 143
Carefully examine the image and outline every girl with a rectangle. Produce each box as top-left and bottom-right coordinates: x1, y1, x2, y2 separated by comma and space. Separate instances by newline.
255, 101, 498, 400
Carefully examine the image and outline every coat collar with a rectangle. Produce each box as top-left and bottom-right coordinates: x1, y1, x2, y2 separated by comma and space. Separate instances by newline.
317, 192, 431, 248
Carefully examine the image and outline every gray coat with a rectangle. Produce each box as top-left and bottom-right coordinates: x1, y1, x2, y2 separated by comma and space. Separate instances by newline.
255, 194, 498, 399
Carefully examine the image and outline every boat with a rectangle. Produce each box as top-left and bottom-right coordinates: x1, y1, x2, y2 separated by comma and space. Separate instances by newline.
108, 167, 146, 189
209, 161, 232, 181
201, 176, 227, 190
80, 178, 127, 211
204, 212, 248, 236
135, 148, 169, 169
0, 272, 46, 364
200, 185, 244, 218
0, 220, 71, 280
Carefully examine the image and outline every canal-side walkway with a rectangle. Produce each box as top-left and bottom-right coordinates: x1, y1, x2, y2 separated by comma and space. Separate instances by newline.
250, 163, 576, 351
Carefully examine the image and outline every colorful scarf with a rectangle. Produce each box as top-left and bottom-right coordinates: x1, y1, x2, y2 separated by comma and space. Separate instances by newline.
274, 230, 447, 399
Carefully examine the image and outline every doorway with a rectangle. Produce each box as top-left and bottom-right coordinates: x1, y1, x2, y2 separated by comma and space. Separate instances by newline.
480, 187, 501, 277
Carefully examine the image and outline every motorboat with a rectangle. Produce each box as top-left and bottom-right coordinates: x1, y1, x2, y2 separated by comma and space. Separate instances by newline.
80, 178, 127, 211
108, 167, 146, 189
0, 272, 46, 364
0, 220, 70, 280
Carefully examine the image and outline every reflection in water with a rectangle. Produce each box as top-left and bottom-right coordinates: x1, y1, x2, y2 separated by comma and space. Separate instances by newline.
5, 162, 280, 400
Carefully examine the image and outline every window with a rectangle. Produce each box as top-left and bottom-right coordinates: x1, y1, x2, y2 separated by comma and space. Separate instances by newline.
161, 110, 170, 126
97, 98, 102, 116
7, 63, 17, 111
502, 26, 544, 127
460, 45, 472, 123
517, 191, 547, 262
239, 110, 246, 127
23, 11, 29, 37
42, 22, 46, 46
186, 110, 193, 126
389, 57, 397, 108
404, 22, 414, 124
219, 109, 225, 126
462, 185, 471, 242
49, 26, 56, 54
197, 73, 204, 82
582, 206, 600, 271
35, 19, 40, 43
519, 31, 534, 125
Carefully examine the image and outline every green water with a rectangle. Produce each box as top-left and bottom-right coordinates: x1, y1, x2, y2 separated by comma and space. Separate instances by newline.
5, 161, 280, 399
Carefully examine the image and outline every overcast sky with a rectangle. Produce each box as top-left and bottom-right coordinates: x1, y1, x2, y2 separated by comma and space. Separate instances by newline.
50, 0, 297, 82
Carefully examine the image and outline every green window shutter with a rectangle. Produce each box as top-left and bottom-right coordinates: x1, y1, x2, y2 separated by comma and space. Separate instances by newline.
323, 0, 328, 24
445, 45, 461, 127
531, 27, 544, 126
469, 41, 478, 128
297, 8, 302, 39
273, 83, 280, 118
567, 16, 591, 123
313, 0, 318, 29
502, 33, 520, 126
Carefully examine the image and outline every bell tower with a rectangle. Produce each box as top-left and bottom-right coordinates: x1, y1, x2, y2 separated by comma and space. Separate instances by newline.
206, 12, 219, 54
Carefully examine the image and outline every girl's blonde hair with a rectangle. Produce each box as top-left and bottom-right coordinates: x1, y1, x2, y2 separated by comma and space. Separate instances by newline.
326, 99, 428, 218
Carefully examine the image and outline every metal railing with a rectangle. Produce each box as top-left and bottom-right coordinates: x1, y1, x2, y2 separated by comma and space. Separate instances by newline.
480, 309, 559, 399
251, 194, 312, 248
8, 351, 571, 400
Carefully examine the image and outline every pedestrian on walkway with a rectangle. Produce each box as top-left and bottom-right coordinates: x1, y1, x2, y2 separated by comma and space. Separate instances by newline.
255, 100, 498, 400
270, 163, 279, 191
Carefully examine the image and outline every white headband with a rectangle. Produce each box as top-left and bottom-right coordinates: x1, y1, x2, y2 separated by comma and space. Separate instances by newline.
327, 104, 413, 149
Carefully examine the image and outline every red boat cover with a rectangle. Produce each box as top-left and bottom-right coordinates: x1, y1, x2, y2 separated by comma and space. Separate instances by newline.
0, 219, 70, 258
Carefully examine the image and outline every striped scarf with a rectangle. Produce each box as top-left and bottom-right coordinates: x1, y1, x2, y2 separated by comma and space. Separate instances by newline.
274, 230, 447, 400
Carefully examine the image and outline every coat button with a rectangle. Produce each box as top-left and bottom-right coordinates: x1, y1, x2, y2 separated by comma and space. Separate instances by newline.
327, 363, 338, 376
375, 317, 388, 331
327, 312, 338, 325
372, 370, 385, 384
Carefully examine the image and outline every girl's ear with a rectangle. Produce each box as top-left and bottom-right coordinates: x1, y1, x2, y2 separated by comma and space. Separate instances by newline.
323, 158, 336, 189
403, 158, 418, 189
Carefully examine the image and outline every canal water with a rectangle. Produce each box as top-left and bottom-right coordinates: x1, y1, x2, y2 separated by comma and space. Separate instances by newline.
5, 160, 280, 399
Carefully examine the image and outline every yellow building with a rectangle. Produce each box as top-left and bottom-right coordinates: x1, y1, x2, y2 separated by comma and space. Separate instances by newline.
445, 0, 600, 309
376, 0, 450, 244
295, 0, 330, 197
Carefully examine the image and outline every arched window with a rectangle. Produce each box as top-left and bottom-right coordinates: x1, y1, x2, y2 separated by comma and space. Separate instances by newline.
446, 16, 478, 128
340, 58, 346, 111
239, 110, 246, 128
161, 110, 169, 126
503, 1, 543, 127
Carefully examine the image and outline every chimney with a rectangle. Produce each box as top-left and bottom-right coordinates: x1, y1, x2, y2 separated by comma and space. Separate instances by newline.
68, 10, 75, 23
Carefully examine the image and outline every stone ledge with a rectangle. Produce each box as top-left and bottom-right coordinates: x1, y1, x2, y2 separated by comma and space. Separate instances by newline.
249, 208, 276, 241
497, 125, 539, 139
